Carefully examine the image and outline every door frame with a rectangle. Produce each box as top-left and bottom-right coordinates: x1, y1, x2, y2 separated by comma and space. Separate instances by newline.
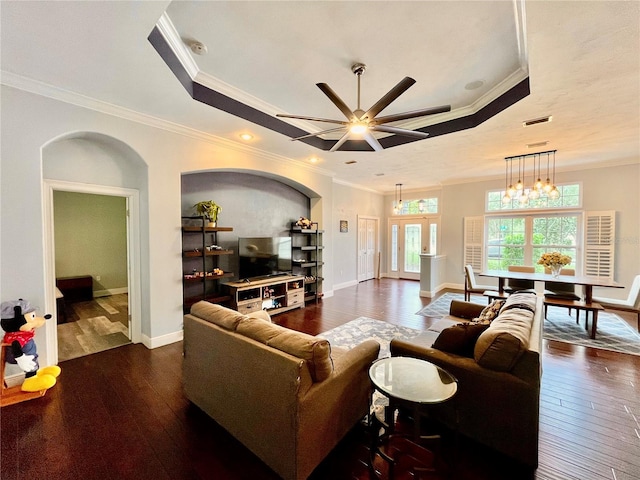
388, 215, 441, 280
42, 179, 142, 366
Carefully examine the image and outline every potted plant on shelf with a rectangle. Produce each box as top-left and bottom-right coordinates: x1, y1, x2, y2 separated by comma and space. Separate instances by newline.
193, 200, 221, 227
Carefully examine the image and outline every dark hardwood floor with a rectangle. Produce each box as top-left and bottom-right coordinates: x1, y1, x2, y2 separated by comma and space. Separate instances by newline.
2, 279, 639, 480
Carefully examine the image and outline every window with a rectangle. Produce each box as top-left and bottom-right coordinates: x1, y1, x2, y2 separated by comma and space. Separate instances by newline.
487, 184, 580, 212
486, 214, 578, 272
394, 197, 438, 214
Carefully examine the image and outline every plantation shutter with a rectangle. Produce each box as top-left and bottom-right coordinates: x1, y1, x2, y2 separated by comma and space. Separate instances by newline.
583, 211, 615, 279
464, 216, 484, 271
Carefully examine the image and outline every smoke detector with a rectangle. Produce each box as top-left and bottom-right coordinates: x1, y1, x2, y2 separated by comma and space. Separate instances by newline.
189, 41, 208, 56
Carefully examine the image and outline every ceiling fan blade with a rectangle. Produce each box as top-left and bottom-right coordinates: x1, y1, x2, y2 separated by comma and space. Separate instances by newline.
363, 131, 384, 151
363, 77, 416, 120
291, 126, 347, 141
373, 105, 451, 125
316, 83, 356, 121
276, 113, 348, 126
329, 131, 352, 152
371, 125, 429, 139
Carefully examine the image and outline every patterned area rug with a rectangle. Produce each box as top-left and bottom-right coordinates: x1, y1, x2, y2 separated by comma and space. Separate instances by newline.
417, 292, 640, 356
318, 317, 421, 358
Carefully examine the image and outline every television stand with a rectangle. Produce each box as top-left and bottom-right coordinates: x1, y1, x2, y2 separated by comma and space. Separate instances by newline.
224, 274, 305, 316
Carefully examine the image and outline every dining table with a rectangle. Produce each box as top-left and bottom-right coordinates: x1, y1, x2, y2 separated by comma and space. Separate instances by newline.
479, 269, 623, 303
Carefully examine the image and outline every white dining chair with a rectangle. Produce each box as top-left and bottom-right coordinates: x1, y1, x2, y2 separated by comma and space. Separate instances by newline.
464, 264, 497, 301
592, 274, 640, 332
543, 268, 580, 318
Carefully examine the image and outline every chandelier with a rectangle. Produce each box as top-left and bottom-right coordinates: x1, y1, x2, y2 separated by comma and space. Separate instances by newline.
393, 183, 403, 214
502, 150, 560, 205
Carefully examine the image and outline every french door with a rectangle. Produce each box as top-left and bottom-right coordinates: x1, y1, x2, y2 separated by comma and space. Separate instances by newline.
389, 217, 439, 280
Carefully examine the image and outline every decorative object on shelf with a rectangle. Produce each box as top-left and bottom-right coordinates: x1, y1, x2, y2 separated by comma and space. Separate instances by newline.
538, 252, 572, 277
295, 217, 313, 229
193, 200, 221, 227
339, 220, 348, 233
502, 150, 560, 206
393, 183, 403, 214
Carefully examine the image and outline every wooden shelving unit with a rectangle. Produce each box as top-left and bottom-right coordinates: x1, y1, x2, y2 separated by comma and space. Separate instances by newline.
181, 217, 234, 313
225, 275, 305, 316
290, 222, 323, 303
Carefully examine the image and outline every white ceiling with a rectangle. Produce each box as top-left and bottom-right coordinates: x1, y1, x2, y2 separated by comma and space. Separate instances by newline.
1, 1, 638, 194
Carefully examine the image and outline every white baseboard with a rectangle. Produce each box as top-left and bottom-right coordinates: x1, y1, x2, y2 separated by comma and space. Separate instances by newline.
333, 280, 358, 291
419, 282, 463, 298
94, 287, 128, 298
141, 330, 183, 349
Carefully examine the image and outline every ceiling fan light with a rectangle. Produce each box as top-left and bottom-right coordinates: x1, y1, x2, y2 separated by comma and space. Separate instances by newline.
350, 122, 368, 135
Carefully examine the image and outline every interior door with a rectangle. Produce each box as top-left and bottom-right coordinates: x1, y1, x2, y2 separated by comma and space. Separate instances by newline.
358, 216, 378, 282
389, 217, 439, 280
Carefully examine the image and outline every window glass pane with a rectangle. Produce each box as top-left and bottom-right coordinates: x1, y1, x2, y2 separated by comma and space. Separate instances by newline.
404, 224, 421, 273
396, 197, 438, 214
391, 225, 398, 271
430, 223, 437, 255
486, 218, 526, 270
487, 184, 580, 211
532, 215, 578, 271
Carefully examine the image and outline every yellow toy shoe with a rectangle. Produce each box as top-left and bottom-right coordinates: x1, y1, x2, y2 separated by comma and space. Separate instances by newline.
38, 366, 61, 378
21, 373, 56, 392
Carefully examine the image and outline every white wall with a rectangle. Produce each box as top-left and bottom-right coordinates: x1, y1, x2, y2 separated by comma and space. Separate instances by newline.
2, 84, 637, 369
0, 85, 340, 363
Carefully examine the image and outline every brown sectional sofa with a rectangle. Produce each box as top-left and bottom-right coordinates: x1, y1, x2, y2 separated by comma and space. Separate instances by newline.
390, 292, 543, 467
183, 301, 380, 480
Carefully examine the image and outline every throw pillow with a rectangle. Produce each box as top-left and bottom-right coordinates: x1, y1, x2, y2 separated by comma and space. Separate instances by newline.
432, 323, 490, 357
475, 299, 506, 324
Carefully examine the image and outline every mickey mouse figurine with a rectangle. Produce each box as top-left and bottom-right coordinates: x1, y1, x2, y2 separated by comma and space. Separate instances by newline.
1, 299, 60, 392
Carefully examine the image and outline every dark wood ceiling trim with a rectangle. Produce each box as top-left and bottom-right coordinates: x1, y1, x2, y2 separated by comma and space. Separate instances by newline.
149, 27, 529, 152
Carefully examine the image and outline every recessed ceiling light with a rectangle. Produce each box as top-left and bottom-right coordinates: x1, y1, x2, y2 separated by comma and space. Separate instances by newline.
309, 157, 319, 163
239, 133, 253, 141
523, 116, 552, 127
465, 80, 484, 90
345, 160, 357, 165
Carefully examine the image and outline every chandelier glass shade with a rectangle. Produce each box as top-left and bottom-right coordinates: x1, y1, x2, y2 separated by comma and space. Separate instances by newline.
502, 150, 559, 206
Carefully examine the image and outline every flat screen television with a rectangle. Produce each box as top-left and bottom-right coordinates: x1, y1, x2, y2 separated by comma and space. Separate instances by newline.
238, 237, 292, 280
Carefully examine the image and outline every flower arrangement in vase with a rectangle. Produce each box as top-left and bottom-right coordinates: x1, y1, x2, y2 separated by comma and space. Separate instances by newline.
193, 201, 221, 227
537, 251, 571, 277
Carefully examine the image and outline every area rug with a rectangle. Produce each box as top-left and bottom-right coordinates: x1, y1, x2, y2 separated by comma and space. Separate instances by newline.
318, 317, 421, 358
417, 292, 640, 356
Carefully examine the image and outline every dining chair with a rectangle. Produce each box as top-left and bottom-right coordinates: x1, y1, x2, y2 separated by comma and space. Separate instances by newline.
464, 264, 497, 301
504, 265, 535, 293
592, 274, 640, 332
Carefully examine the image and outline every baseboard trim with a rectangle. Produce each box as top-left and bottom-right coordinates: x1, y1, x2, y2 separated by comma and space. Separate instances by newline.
419, 283, 463, 298
94, 287, 128, 298
142, 330, 183, 349
333, 280, 358, 291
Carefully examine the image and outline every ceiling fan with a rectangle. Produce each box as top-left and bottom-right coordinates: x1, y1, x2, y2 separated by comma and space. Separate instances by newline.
277, 63, 451, 152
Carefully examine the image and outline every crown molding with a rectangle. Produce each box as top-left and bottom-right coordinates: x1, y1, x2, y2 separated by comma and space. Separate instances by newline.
0, 70, 334, 177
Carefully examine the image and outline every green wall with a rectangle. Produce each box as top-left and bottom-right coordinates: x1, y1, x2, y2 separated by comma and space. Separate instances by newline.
53, 191, 127, 294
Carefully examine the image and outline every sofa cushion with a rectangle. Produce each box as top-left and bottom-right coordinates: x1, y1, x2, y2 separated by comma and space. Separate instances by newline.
475, 299, 506, 324
246, 309, 272, 323
236, 318, 333, 382
432, 322, 490, 357
474, 306, 534, 372
190, 301, 245, 330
